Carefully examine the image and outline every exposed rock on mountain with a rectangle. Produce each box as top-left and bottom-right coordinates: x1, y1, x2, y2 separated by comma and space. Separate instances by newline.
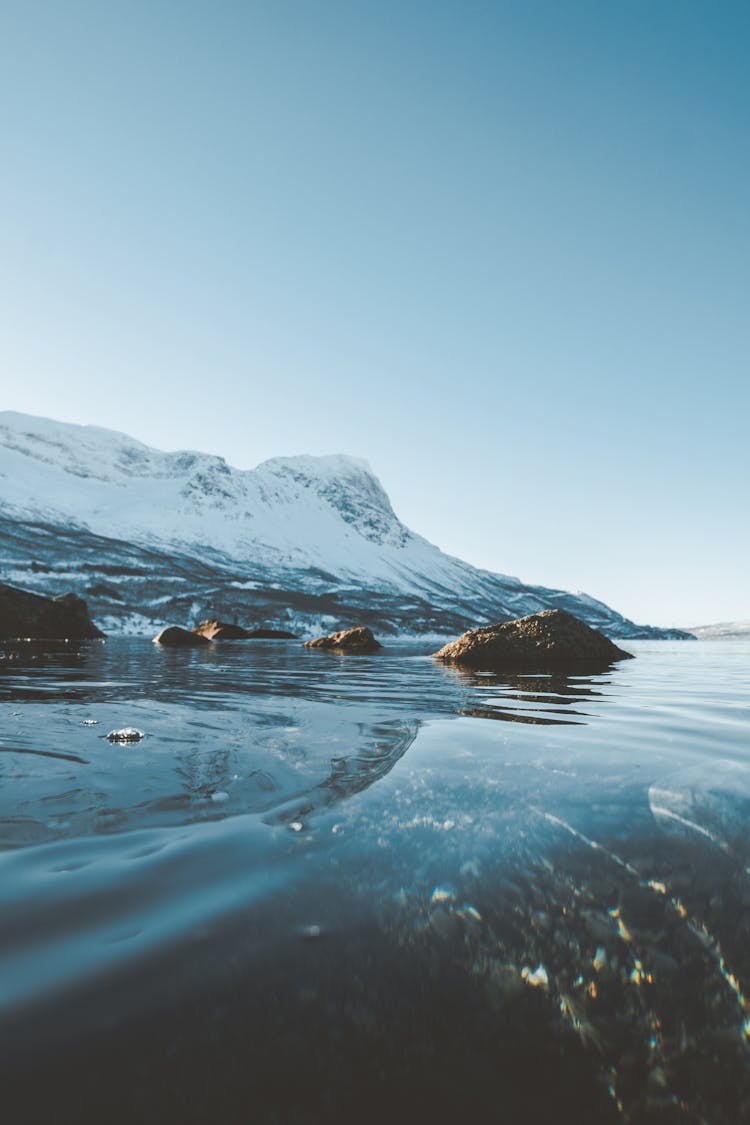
153, 626, 209, 647
304, 627, 382, 653
0, 582, 103, 640
0, 412, 691, 640
433, 609, 633, 672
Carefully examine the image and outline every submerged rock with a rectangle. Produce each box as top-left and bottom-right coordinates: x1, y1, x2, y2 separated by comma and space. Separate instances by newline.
433, 609, 632, 672
0, 582, 104, 640
153, 626, 210, 647
193, 620, 298, 640
303, 626, 382, 653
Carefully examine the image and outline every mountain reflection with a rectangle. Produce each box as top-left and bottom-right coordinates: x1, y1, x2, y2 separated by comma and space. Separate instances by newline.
265, 719, 418, 827
0, 638, 624, 848
0, 637, 425, 846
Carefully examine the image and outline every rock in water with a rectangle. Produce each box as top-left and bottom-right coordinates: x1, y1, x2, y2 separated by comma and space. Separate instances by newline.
433, 609, 632, 672
193, 620, 251, 640
193, 620, 298, 640
0, 583, 104, 640
303, 626, 382, 653
153, 626, 210, 647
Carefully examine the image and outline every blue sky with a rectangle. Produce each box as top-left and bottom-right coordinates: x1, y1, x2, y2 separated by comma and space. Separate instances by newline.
1, 0, 748, 627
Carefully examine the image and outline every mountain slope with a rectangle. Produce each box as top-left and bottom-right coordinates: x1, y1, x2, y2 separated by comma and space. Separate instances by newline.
0, 411, 689, 638
686, 621, 750, 640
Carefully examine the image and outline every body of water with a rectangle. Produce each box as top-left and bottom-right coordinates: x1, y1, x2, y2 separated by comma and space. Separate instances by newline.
1, 638, 749, 1123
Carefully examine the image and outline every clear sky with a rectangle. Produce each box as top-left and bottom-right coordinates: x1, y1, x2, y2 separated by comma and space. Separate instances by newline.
1, 0, 748, 627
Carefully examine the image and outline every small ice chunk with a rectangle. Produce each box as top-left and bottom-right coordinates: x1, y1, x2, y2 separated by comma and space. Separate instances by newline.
289, 821, 304, 833
521, 965, 549, 989
649, 1066, 668, 1090
210, 791, 229, 803
82, 719, 99, 727
300, 924, 321, 940
107, 728, 145, 743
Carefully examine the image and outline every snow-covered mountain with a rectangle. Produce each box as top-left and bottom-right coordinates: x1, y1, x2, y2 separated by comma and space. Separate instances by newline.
686, 621, 750, 640
0, 411, 690, 639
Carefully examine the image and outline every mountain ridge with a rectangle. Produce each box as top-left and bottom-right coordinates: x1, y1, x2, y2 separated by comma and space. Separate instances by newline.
685, 621, 750, 640
0, 411, 691, 640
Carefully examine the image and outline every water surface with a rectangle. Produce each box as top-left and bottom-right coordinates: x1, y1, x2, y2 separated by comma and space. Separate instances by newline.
1, 638, 749, 1123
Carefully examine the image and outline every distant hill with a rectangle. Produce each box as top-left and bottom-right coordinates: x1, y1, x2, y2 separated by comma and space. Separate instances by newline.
686, 621, 750, 640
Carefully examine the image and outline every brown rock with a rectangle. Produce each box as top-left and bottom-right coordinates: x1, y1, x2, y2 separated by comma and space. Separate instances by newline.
153, 626, 210, 647
193, 620, 298, 640
0, 583, 104, 640
193, 620, 252, 640
433, 609, 632, 672
303, 626, 382, 653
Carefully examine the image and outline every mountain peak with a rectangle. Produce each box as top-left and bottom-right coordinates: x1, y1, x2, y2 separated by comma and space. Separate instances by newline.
257, 453, 374, 478
256, 454, 405, 548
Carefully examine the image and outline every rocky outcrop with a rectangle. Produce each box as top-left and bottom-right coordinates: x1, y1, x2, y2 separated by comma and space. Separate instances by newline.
433, 609, 632, 672
193, 620, 251, 640
0, 583, 104, 640
153, 625, 210, 647
193, 620, 298, 640
303, 626, 382, 653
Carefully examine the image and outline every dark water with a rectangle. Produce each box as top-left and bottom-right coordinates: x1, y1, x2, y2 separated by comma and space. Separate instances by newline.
1, 638, 749, 1124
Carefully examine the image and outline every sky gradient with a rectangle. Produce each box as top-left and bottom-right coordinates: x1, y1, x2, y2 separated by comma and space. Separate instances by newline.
1, 0, 748, 627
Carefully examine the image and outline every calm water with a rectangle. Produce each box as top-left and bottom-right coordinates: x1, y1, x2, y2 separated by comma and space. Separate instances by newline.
1, 638, 749, 1124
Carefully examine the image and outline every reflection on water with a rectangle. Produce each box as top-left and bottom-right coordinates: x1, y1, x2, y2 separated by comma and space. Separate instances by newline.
0, 640, 619, 847
1, 638, 750, 1124
264, 719, 418, 828
441, 665, 612, 725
